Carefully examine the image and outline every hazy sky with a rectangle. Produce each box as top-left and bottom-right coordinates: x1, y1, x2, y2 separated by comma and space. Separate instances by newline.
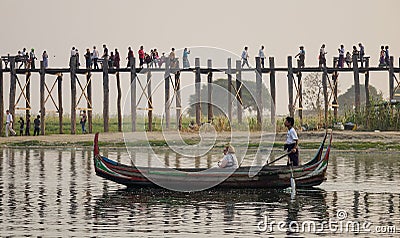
1, 0, 399, 117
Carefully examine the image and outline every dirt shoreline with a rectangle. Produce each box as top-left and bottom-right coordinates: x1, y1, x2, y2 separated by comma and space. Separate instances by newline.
1, 130, 399, 149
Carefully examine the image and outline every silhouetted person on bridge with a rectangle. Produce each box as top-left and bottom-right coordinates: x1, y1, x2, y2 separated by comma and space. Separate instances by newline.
42, 51, 49, 68
379, 46, 385, 67
319, 44, 327, 68
338, 45, 345, 68
385, 46, 390, 67
169, 48, 177, 68
358, 43, 365, 67
295, 46, 305, 68
92, 46, 99, 69
29, 49, 37, 69
114, 49, 120, 69
127, 46, 134, 68
259, 45, 266, 68
69, 47, 77, 68
75, 49, 80, 68
85, 49, 92, 69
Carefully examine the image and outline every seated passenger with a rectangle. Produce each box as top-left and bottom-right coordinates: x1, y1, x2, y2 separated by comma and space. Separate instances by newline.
218, 145, 238, 169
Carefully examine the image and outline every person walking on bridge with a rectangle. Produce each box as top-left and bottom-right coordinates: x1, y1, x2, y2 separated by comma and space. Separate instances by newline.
92, 46, 99, 69
102, 44, 109, 67
379, 46, 385, 67
42, 50, 49, 68
258, 45, 266, 68
126, 46, 134, 68
358, 43, 365, 67
84, 49, 91, 69
29, 49, 37, 69
182, 48, 191, 69
138, 46, 145, 68
114, 49, 120, 69
319, 44, 327, 68
241, 46, 250, 68
384, 46, 390, 67
295, 46, 305, 68
338, 45, 345, 68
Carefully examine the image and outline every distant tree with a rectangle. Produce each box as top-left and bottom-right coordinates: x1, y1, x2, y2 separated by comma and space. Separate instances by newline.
338, 84, 382, 112
302, 73, 332, 114
302, 73, 382, 115
187, 78, 271, 117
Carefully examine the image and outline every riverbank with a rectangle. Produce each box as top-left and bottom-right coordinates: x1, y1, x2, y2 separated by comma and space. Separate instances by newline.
1, 130, 400, 151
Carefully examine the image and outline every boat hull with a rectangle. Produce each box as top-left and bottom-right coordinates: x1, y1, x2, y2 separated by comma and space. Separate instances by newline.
93, 132, 332, 190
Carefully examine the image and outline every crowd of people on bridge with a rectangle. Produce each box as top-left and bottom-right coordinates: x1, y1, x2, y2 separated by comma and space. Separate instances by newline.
1, 44, 394, 71
242, 43, 392, 69
68, 45, 188, 70
5, 48, 49, 70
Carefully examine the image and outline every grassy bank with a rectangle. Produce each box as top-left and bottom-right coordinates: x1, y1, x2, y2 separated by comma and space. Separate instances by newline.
3, 114, 400, 151
2, 137, 400, 151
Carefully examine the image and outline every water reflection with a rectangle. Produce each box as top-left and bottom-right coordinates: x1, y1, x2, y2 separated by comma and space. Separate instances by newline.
0, 148, 398, 237
92, 187, 328, 231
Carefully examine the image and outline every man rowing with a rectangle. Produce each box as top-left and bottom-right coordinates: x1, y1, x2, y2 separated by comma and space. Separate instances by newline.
284, 116, 299, 166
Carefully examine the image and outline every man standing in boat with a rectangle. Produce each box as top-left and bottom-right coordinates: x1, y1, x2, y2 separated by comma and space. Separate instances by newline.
284, 117, 299, 166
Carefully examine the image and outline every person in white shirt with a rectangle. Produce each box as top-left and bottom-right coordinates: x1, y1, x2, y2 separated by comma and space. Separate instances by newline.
218, 145, 238, 169
319, 44, 327, 68
338, 44, 345, 68
92, 46, 100, 69
284, 116, 299, 166
295, 46, 305, 68
241, 46, 250, 68
258, 45, 266, 68
5, 109, 16, 137
69, 46, 77, 68
70, 47, 76, 57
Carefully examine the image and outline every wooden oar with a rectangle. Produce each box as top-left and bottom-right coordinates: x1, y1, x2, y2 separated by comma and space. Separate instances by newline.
265, 152, 291, 166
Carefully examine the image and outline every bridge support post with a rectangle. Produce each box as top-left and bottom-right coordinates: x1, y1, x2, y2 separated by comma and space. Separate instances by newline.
269, 57, 276, 127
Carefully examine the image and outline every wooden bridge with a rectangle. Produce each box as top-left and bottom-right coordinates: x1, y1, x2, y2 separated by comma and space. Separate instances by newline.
0, 54, 399, 135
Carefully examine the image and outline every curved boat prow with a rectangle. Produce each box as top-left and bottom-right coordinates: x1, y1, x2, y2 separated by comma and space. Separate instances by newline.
94, 132, 99, 156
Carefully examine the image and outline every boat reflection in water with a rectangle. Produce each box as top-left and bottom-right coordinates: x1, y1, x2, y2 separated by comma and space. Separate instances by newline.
93, 187, 328, 235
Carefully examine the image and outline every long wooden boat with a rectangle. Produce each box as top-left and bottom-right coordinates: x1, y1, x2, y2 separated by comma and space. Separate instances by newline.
94, 132, 332, 190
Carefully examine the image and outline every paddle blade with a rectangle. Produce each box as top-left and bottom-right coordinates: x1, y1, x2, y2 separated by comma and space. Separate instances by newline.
290, 177, 296, 194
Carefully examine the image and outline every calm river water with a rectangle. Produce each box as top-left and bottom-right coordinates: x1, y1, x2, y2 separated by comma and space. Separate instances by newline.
0, 148, 399, 237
